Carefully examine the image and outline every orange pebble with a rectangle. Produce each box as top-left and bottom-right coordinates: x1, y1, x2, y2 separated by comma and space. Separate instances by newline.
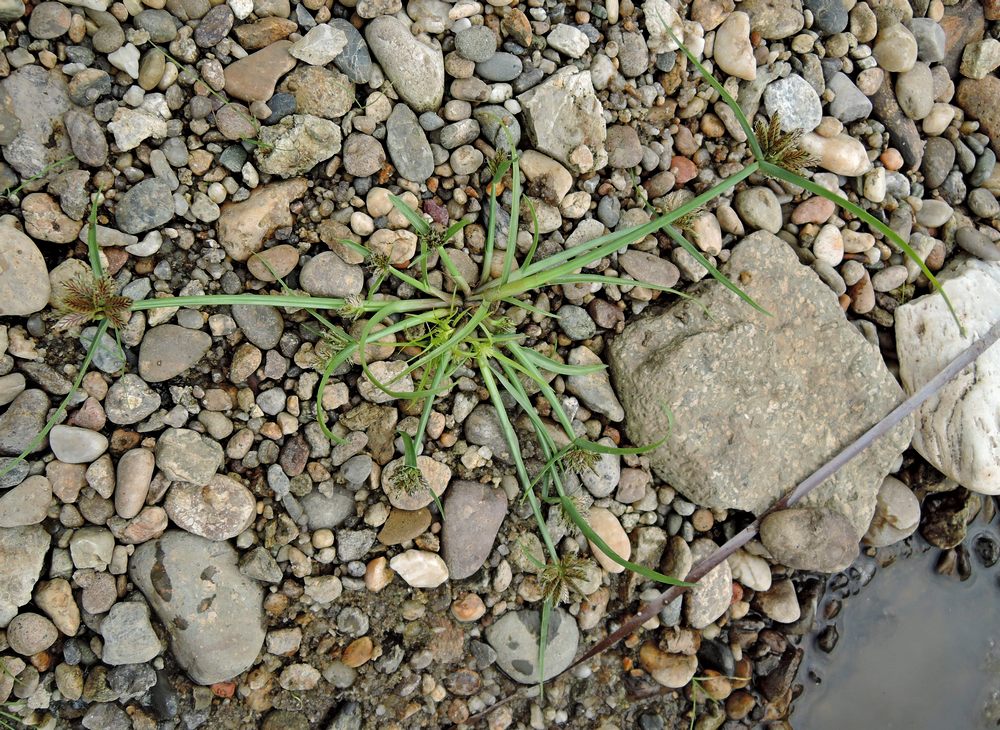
880, 148, 903, 171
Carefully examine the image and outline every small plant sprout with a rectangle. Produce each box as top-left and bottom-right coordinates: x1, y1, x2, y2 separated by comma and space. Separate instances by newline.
3, 23, 969, 709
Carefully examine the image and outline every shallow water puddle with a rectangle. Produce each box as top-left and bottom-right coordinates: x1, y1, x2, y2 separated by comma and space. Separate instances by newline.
792, 522, 1000, 729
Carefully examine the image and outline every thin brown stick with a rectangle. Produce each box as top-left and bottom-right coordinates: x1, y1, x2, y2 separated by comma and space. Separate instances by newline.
467, 318, 1000, 724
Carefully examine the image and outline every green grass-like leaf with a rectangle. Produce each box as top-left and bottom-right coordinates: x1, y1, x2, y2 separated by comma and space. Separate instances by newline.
760, 161, 964, 333
0, 318, 110, 480
388, 193, 430, 235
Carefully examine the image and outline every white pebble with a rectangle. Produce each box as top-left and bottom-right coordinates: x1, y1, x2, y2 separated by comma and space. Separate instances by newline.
389, 550, 449, 588
813, 224, 844, 266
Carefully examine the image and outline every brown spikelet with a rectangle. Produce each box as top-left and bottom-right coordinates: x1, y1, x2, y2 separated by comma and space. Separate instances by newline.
561, 447, 600, 476
538, 555, 593, 605
754, 113, 817, 174
54, 274, 133, 331
487, 148, 510, 179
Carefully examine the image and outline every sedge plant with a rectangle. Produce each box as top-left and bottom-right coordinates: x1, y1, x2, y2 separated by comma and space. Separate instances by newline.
0, 29, 964, 699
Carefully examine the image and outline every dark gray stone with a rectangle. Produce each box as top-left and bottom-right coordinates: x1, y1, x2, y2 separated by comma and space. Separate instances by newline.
386, 103, 434, 182
194, 4, 233, 47
476, 52, 523, 82
115, 178, 174, 234
922, 136, 956, 189
803, 0, 848, 34
232, 304, 283, 350
331, 19, 372, 83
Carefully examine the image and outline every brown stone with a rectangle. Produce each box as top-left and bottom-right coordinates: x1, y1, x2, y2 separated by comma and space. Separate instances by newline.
957, 76, 1000, 155
377, 507, 431, 545
451, 593, 486, 622
234, 17, 298, 49
217, 179, 308, 261
247, 244, 300, 282
342, 636, 373, 668
223, 40, 296, 102
21, 193, 82, 243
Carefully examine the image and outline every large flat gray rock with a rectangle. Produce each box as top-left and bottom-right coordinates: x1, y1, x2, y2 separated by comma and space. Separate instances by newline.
608, 232, 912, 537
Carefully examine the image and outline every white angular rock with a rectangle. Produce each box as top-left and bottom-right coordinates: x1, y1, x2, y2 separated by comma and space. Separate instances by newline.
728, 548, 772, 591
389, 549, 449, 588
108, 44, 140, 79
547, 24, 590, 58
642, 0, 683, 54
863, 476, 921, 547
518, 68, 607, 173
289, 24, 348, 66
106, 108, 168, 152
714, 12, 756, 81
255, 115, 342, 178
800, 132, 873, 176
895, 257, 1000, 495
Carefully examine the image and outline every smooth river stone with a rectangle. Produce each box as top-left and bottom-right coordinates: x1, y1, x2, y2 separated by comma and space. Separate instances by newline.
164, 474, 257, 541
895, 257, 1000, 495
441, 481, 508, 580
130, 531, 266, 684
364, 16, 444, 112
223, 40, 296, 102
138, 324, 212, 382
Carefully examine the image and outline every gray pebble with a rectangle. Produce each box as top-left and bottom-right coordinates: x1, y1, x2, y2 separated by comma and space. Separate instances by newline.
921, 137, 955, 189
386, 104, 434, 183
232, 304, 284, 350
135, 9, 178, 42
476, 52, 522, 82
970, 148, 997, 187
116, 178, 174, 234
969, 188, 1000, 218
955, 227, 1000, 261
909, 18, 945, 62
335, 529, 376, 562
455, 26, 497, 63
557, 304, 597, 340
